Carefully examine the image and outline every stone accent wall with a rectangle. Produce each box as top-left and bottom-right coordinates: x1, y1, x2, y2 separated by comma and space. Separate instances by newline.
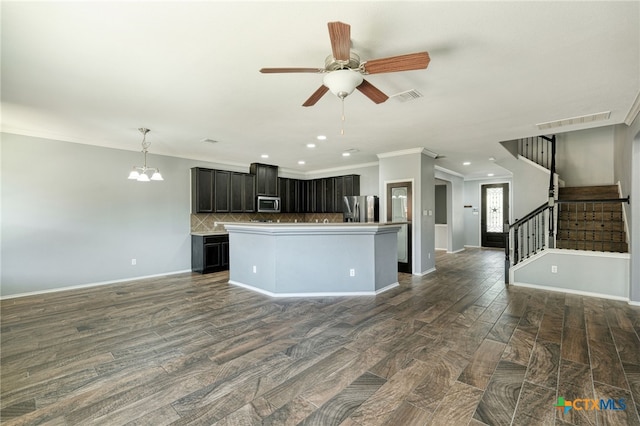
191, 212, 344, 233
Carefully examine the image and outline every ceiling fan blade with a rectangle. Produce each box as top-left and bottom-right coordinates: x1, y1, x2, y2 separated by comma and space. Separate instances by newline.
328, 21, 351, 62
356, 79, 389, 104
302, 85, 329, 107
362, 52, 430, 74
260, 67, 324, 74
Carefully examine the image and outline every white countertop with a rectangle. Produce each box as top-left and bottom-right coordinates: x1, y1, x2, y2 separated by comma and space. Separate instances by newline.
223, 222, 403, 235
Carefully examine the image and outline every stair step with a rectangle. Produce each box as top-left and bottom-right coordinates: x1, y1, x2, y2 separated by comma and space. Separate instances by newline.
558, 202, 622, 213
556, 230, 627, 242
558, 185, 619, 200
556, 239, 628, 253
557, 220, 625, 232
557, 211, 623, 222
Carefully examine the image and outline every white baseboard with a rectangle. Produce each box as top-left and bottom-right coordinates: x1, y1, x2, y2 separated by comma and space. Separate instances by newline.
448, 248, 466, 254
0, 269, 193, 300
415, 267, 436, 276
228, 280, 399, 298
628, 300, 640, 307
512, 281, 629, 302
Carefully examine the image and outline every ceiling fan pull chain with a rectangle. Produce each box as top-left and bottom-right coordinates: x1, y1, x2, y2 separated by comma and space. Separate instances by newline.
341, 97, 346, 135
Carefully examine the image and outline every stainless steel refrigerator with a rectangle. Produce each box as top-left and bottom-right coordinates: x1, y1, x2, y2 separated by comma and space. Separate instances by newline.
343, 196, 379, 222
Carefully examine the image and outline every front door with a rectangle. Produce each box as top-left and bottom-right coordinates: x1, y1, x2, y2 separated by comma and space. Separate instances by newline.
387, 182, 412, 273
481, 183, 509, 248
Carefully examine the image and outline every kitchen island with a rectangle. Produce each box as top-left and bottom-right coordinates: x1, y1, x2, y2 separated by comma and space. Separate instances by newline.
224, 222, 402, 297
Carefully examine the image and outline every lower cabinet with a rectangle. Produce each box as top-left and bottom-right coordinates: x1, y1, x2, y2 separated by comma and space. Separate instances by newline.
191, 234, 229, 273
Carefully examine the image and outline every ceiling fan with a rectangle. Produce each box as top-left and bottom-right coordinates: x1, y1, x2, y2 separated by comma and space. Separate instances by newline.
260, 21, 430, 107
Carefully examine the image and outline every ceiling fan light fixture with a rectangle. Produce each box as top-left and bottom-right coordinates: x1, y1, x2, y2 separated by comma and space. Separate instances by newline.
323, 69, 363, 99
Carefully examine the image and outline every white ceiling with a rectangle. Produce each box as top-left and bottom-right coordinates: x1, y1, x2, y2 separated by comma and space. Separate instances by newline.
2, 1, 639, 179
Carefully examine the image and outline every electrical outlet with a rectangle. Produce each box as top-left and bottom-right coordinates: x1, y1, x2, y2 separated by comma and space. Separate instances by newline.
131, 259, 136, 266
349, 268, 355, 277
551, 265, 558, 273
252, 265, 257, 273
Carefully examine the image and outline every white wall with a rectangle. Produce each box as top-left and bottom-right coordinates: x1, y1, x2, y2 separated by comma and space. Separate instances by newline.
555, 126, 615, 186
496, 155, 548, 220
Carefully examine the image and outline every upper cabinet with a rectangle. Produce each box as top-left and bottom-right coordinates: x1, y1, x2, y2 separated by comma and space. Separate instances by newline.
231, 172, 255, 213
192, 167, 255, 214
192, 167, 215, 213
250, 163, 278, 197
193, 165, 359, 215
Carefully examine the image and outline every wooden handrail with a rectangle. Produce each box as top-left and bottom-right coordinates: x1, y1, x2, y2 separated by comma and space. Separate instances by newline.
509, 202, 549, 229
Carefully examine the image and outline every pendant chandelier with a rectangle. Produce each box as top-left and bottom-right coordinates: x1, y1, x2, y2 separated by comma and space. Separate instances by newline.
127, 128, 163, 182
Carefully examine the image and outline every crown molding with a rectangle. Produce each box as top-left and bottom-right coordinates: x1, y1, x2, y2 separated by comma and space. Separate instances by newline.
624, 90, 640, 126
377, 147, 438, 159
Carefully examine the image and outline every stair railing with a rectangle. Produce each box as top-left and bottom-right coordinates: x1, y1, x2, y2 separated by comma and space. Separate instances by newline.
505, 135, 556, 283
519, 135, 556, 170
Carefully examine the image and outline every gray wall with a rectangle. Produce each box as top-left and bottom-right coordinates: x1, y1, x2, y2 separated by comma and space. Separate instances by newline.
556, 126, 615, 186
306, 163, 379, 196
435, 168, 465, 253
378, 149, 435, 274
513, 251, 629, 299
2, 133, 245, 297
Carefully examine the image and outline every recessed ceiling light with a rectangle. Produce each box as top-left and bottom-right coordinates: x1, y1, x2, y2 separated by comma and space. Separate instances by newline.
489, 157, 496, 161
487, 173, 495, 177
261, 154, 269, 159
342, 152, 351, 157
306, 143, 316, 148
200, 138, 219, 144
298, 160, 305, 165
463, 161, 471, 166
317, 135, 327, 140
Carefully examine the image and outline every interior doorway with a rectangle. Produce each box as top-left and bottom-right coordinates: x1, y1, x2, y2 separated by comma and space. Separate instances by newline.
481, 183, 509, 248
387, 181, 412, 273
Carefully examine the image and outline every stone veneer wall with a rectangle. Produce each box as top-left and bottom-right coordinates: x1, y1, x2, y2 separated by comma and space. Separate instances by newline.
191, 212, 344, 233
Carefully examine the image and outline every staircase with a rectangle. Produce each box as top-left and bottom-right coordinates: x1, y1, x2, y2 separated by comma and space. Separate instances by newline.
556, 185, 628, 253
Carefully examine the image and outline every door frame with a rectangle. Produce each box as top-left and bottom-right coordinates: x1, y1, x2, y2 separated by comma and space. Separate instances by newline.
480, 182, 510, 248
385, 179, 414, 274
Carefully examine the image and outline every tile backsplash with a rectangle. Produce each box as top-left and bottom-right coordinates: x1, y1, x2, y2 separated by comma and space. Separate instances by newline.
191, 212, 344, 233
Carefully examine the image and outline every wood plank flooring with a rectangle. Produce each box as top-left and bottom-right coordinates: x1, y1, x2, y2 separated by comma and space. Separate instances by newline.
1, 248, 639, 425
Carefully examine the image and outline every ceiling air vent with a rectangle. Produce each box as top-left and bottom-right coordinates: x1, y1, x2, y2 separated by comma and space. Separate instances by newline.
536, 111, 611, 130
390, 89, 423, 103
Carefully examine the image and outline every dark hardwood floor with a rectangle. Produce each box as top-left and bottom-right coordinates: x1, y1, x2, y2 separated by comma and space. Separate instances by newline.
1, 248, 639, 425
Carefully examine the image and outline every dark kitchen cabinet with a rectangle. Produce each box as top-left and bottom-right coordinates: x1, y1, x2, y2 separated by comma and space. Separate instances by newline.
334, 176, 344, 213
305, 179, 317, 213
323, 178, 335, 213
193, 168, 255, 214
214, 170, 231, 212
231, 172, 255, 213
191, 234, 229, 273
192, 167, 215, 213
250, 163, 278, 196
279, 177, 304, 213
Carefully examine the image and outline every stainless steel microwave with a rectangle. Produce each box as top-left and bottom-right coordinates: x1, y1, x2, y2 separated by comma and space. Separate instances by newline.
257, 196, 281, 213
